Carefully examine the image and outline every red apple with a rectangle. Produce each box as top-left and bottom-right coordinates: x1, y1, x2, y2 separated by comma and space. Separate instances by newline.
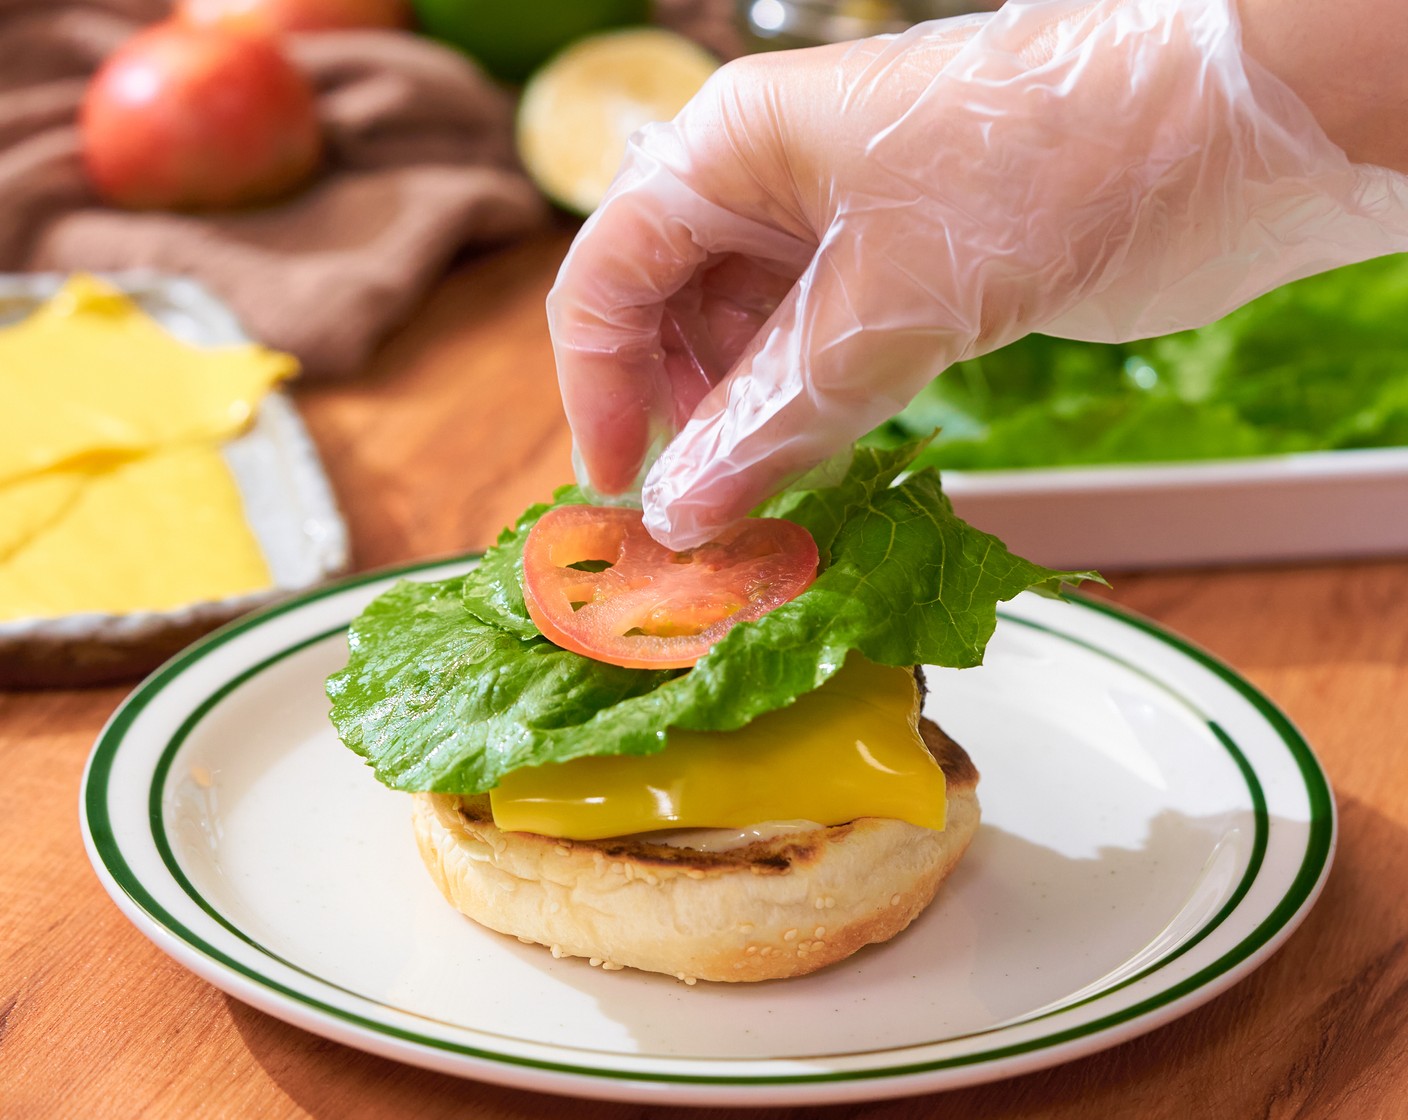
177, 0, 411, 34
80, 21, 322, 210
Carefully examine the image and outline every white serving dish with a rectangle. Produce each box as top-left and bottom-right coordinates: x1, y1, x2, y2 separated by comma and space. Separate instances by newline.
0, 272, 349, 686
942, 447, 1408, 571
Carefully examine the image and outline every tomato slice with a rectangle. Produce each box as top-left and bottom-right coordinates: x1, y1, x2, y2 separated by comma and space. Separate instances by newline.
520, 506, 819, 669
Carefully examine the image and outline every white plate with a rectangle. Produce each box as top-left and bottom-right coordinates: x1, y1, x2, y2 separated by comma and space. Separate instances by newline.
80, 557, 1335, 1106
943, 447, 1408, 570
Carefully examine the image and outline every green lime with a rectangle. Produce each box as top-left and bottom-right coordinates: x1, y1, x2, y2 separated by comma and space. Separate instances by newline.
517, 28, 718, 214
412, 0, 652, 84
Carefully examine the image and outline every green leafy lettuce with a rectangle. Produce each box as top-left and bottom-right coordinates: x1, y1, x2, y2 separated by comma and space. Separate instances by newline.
869, 255, 1408, 470
326, 443, 1100, 794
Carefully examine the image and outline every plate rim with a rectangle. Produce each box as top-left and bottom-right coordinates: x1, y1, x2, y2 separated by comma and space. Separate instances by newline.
80, 554, 1337, 1099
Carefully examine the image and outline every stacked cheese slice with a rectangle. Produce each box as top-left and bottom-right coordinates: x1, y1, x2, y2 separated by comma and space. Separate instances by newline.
0, 276, 295, 622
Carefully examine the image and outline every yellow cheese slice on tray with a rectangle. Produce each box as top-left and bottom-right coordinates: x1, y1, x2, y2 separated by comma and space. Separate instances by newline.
0, 468, 90, 562
0, 445, 273, 622
0, 275, 295, 485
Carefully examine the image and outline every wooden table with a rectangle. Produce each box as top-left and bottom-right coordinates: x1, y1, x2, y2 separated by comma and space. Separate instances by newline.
3, 231, 1407, 1119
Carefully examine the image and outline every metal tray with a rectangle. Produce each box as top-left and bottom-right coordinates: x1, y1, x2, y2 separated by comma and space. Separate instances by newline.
0, 272, 349, 687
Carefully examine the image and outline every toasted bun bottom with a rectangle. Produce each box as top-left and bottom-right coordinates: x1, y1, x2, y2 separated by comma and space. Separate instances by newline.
411, 720, 979, 983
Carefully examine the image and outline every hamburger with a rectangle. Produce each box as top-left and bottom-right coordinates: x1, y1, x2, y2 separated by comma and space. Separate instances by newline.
327, 441, 1095, 982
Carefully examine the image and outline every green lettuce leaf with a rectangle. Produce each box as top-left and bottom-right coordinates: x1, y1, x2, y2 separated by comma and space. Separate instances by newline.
327, 443, 1099, 794
871, 255, 1408, 470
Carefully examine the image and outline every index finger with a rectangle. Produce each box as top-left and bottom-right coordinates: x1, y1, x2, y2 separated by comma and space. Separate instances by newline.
548, 130, 814, 496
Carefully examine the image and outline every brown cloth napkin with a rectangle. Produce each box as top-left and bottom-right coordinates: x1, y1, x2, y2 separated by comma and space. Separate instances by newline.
0, 0, 549, 378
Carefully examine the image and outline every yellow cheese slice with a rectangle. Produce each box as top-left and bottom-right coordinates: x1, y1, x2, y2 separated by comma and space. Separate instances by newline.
0, 467, 90, 562
0, 445, 273, 622
0, 275, 295, 485
489, 657, 947, 840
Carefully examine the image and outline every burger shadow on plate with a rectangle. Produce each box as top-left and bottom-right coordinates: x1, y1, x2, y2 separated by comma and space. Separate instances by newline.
219, 796, 1357, 1114
478, 807, 1275, 1059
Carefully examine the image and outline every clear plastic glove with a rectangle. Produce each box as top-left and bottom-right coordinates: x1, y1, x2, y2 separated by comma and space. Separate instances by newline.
547, 0, 1408, 549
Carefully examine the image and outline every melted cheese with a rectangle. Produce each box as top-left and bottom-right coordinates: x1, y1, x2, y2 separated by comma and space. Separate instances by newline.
631, 820, 825, 852
0, 276, 288, 622
489, 658, 947, 841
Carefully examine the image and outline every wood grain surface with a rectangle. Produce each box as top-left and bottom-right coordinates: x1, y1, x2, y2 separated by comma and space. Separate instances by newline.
3, 232, 1407, 1119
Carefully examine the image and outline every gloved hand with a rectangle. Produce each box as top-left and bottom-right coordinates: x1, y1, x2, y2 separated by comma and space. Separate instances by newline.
547, 0, 1408, 549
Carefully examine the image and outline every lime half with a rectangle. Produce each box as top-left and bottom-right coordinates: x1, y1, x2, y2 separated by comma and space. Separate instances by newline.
517, 28, 719, 216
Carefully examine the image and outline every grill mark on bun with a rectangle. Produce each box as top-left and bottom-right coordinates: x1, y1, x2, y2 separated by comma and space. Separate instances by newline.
920, 717, 978, 788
